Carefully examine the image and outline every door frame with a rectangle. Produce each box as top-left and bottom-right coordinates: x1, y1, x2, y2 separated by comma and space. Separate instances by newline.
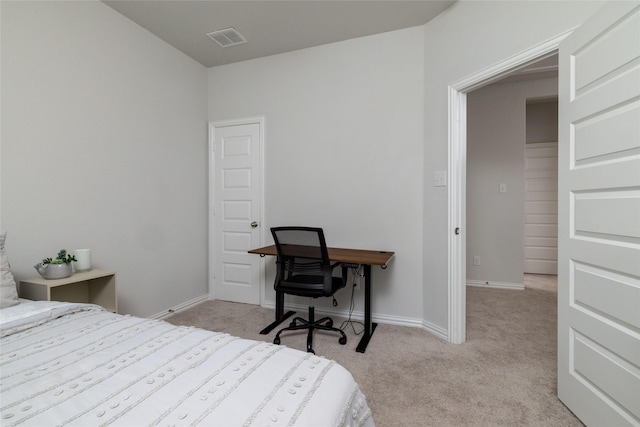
208, 116, 266, 304
447, 31, 573, 344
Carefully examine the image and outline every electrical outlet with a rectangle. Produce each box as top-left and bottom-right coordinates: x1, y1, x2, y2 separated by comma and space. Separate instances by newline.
473, 256, 481, 266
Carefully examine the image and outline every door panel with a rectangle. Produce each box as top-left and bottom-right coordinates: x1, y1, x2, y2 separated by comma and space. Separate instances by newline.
211, 121, 263, 305
573, 263, 640, 329
558, 2, 640, 425
574, 103, 639, 161
574, 191, 640, 238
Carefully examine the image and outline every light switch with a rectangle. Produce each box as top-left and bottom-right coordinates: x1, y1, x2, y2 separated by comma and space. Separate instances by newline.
499, 183, 507, 193
434, 171, 447, 187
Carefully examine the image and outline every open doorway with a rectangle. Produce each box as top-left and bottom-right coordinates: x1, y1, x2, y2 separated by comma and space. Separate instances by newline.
465, 73, 558, 291
447, 34, 568, 344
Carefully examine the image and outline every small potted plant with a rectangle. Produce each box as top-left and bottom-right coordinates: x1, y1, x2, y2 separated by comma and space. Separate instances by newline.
34, 249, 77, 279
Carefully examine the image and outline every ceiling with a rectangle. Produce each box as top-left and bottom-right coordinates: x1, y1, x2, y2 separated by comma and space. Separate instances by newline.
102, 0, 456, 68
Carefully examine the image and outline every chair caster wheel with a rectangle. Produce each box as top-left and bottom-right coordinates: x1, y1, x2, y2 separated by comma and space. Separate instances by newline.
274, 337, 280, 345
339, 337, 347, 345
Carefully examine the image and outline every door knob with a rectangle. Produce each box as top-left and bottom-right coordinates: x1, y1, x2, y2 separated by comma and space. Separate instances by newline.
251, 221, 258, 228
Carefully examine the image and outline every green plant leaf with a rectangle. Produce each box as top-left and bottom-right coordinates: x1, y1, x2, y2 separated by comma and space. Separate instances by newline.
42, 249, 76, 265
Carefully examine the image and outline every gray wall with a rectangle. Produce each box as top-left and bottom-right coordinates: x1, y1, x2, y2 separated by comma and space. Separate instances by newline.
1, 1, 209, 317
466, 78, 558, 287
1, 0, 606, 336
207, 1, 603, 334
208, 27, 426, 325
421, 1, 604, 329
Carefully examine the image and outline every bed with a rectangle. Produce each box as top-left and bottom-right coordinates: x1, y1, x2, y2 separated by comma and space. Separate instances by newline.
0, 300, 374, 426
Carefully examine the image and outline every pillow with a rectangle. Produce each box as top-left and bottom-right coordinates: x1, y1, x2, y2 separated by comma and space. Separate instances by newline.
1, 232, 20, 308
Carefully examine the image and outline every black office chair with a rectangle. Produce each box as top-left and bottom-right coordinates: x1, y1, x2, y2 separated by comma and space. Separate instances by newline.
270, 226, 348, 353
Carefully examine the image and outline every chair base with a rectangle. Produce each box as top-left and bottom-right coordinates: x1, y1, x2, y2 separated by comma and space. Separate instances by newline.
273, 306, 347, 354
260, 310, 296, 335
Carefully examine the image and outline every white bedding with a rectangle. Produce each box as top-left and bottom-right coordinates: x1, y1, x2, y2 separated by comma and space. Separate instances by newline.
0, 301, 374, 426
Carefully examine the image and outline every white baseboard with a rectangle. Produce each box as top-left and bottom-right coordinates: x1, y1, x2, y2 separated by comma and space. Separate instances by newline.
149, 294, 210, 320
150, 297, 450, 343
422, 320, 449, 341
151, 297, 451, 342
262, 300, 360, 323
466, 280, 524, 290
262, 300, 447, 340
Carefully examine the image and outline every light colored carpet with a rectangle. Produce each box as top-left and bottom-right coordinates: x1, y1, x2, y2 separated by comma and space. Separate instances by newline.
167, 274, 581, 426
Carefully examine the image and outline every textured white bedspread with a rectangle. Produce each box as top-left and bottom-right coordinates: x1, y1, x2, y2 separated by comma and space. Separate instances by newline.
0, 301, 374, 426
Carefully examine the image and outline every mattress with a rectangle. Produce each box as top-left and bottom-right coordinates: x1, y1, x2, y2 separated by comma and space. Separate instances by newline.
0, 300, 374, 426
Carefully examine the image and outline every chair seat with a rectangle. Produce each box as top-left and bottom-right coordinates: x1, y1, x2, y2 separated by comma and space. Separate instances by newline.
278, 276, 345, 298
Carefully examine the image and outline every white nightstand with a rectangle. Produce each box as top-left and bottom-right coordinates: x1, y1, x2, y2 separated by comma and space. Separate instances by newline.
20, 269, 117, 313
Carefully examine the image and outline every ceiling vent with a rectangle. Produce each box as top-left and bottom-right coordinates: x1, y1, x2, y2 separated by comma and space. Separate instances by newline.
206, 28, 247, 48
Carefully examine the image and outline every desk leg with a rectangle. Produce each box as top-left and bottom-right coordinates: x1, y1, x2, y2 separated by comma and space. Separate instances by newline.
260, 290, 295, 335
356, 264, 377, 353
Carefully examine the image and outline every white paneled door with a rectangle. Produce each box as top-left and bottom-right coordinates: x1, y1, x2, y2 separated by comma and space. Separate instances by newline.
210, 119, 263, 305
558, 2, 640, 426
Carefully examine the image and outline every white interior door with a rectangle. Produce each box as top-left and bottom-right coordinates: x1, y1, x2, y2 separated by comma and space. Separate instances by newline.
557, 2, 640, 425
524, 141, 558, 274
210, 119, 263, 305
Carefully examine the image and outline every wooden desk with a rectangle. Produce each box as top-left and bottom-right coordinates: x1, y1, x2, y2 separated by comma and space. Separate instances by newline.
249, 245, 394, 353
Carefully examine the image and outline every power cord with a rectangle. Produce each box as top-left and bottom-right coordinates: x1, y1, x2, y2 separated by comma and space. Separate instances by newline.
339, 267, 365, 335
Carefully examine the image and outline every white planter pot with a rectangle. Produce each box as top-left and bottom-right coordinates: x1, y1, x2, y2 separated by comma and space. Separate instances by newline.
34, 262, 73, 280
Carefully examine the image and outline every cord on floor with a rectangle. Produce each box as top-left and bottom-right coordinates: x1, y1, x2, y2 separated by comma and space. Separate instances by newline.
340, 267, 364, 335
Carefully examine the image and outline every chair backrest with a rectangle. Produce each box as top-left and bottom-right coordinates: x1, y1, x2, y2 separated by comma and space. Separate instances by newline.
270, 227, 334, 295
270, 226, 330, 265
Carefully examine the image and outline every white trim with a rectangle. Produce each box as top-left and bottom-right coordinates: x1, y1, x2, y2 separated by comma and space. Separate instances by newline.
447, 31, 573, 344
208, 122, 215, 300
467, 280, 525, 291
260, 299, 445, 336
148, 295, 209, 320
421, 320, 449, 341
208, 117, 266, 305
449, 29, 573, 92
448, 87, 467, 344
